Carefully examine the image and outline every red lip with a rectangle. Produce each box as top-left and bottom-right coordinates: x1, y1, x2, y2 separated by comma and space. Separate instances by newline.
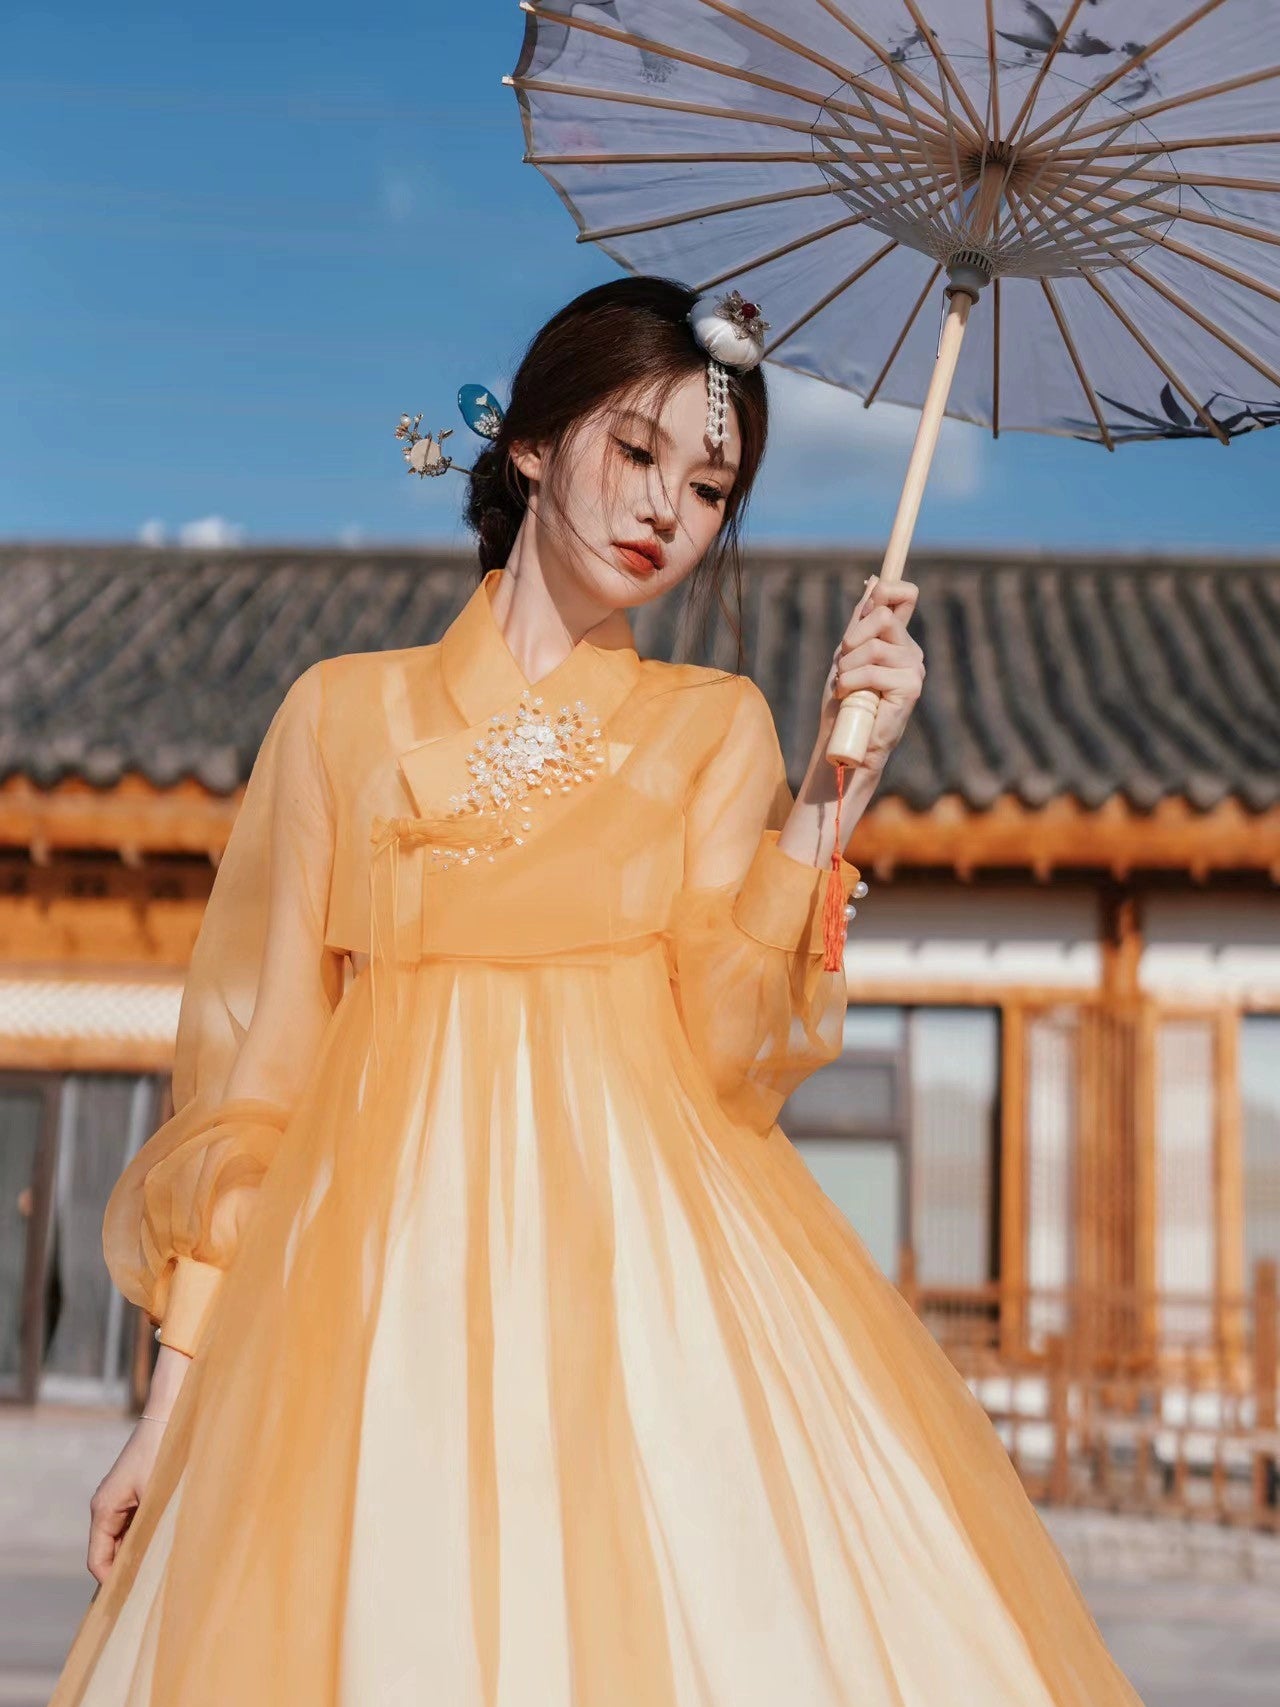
614, 539, 665, 572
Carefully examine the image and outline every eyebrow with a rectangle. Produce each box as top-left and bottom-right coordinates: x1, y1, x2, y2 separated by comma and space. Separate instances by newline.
615, 407, 739, 478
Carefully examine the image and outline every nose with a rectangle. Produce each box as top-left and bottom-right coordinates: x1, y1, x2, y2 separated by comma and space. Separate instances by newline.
639, 466, 678, 533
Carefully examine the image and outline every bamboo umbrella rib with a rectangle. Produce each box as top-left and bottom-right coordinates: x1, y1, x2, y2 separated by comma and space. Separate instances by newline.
902, 52, 972, 240
807, 0, 956, 135
1078, 268, 1231, 444
862, 262, 943, 408
821, 151, 957, 240
692, 158, 964, 293
517, 2, 941, 150
1124, 260, 1280, 390
526, 150, 871, 166
1046, 63, 1280, 151
1053, 132, 1280, 158
1010, 184, 1208, 440
900, 0, 988, 139
1026, 159, 1183, 252
1065, 166, 1280, 193
576, 179, 843, 244
1038, 276, 1116, 450
1012, 174, 1171, 271
1038, 172, 1280, 307
1005, 0, 1088, 145
1020, 0, 1230, 150
1027, 187, 1280, 391
984, 0, 1001, 142
694, 0, 955, 144
506, 72, 962, 151
999, 103, 1134, 248
836, 72, 962, 237
760, 238, 899, 355
1140, 195, 1280, 252
690, 168, 958, 294
1010, 145, 1177, 271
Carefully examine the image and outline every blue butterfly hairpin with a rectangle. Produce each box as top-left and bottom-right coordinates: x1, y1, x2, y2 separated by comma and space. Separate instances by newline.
395, 384, 506, 479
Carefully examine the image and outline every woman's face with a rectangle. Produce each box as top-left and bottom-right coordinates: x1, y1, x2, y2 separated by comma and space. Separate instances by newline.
511, 368, 742, 612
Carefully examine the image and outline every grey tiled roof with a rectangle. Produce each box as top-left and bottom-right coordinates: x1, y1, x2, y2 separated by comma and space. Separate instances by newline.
1, 543, 1277, 812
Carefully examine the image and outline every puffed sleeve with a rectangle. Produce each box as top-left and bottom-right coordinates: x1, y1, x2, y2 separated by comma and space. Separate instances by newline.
668, 675, 861, 1139
102, 660, 343, 1358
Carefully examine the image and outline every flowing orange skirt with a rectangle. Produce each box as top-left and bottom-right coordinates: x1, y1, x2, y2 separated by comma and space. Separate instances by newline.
52, 949, 1144, 1706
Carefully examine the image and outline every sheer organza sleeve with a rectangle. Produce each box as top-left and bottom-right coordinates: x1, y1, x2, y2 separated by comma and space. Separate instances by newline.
668, 675, 860, 1139
102, 661, 343, 1358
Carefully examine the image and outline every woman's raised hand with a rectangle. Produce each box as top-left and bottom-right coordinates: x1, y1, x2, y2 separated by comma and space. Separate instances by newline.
815, 575, 925, 780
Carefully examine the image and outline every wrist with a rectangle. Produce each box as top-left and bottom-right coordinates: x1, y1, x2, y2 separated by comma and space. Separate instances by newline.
147, 1342, 193, 1409
799, 747, 879, 821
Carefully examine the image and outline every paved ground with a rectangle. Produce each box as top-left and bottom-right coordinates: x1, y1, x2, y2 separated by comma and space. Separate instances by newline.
4, 1406, 1278, 1706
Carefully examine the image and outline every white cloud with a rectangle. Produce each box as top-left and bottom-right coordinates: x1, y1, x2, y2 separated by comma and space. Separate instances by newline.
762, 365, 989, 502
380, 168, 421, 227
338, 524, 365, 549
176, 515, 245, 549
138, 518, 167, 547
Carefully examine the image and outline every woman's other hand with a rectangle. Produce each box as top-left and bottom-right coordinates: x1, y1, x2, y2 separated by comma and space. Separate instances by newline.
814, 575, 925, 780
87, 1341, 191, 1585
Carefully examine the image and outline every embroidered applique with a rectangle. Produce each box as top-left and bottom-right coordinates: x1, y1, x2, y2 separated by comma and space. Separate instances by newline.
429, 689, 607, 868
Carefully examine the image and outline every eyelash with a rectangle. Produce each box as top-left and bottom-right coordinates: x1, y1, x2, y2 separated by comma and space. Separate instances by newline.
615, 439, 727, 509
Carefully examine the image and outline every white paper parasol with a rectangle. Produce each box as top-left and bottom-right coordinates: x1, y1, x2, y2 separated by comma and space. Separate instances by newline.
505, 0, 1280, 766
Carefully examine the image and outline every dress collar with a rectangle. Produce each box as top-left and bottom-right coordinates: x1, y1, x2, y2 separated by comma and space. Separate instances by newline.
397, 568, 643, 818
439, 567, 641, 729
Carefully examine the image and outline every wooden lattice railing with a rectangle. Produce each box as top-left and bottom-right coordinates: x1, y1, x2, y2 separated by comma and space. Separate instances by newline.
897, 1254, 1279, 1531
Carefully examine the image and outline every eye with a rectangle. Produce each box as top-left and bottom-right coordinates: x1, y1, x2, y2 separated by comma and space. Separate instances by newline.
615, 439, 727, 509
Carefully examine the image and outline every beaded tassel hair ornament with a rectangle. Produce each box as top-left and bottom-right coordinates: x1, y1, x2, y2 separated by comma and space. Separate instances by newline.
687, 289, 855, 974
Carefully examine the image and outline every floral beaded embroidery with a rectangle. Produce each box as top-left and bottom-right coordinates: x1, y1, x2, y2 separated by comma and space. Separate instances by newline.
428, 689, 607, 869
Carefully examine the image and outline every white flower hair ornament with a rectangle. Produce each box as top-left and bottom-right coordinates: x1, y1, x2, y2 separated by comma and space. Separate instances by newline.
687, 288, 769, 450
394, 384, 507, 479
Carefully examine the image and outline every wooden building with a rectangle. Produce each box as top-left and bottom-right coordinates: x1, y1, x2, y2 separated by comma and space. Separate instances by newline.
1, 542, 1278, 1432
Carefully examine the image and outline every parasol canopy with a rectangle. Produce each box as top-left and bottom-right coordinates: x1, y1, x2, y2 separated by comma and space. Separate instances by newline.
507, 0, 1280, 449
506, 0, 1277, 806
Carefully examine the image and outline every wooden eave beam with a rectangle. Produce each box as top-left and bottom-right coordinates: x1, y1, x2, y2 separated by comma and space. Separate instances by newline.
0, 775, 240, 861
3, 777, 1278, 883
852, 793, 1280, 883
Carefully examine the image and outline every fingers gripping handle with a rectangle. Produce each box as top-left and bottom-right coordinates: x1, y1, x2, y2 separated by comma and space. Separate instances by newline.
823, 282, 977, 769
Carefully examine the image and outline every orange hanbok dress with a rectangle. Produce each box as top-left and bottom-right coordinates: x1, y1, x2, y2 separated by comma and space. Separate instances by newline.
50, 568, 1143, 1707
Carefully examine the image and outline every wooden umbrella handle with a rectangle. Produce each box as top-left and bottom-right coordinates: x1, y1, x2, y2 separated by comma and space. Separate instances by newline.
826, 285, 977, 767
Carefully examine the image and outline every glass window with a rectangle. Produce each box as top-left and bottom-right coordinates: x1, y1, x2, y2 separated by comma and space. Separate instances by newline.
0, 1085, 48, 1397
1154, 1017, 1216, 1342
1025, 1007, 1076, 1344
784, 1004, 999, 1289
909, 1009, 999, 1286
42, 1073, 160, 1403
1242, 1013, 1280, 1277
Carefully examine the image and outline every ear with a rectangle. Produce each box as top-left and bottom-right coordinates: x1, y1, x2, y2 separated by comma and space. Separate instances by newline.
509, 437, 545, 483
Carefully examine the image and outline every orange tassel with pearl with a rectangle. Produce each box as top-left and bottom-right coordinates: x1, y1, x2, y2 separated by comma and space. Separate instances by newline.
821, 759, 848, 972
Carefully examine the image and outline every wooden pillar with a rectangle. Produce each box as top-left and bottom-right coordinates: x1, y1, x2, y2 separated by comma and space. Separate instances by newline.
1000, 1000, 1026, 1358
1216, 1009, 1246, 1362
1097, 882, 1146, 1365
1099, 882, 1142, 1000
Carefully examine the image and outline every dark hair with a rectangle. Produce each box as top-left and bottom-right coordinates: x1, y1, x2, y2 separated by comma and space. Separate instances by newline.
462, 274, 768, 659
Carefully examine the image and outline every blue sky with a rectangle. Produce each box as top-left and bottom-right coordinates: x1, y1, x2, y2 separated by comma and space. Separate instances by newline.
3, 0, 1276, 554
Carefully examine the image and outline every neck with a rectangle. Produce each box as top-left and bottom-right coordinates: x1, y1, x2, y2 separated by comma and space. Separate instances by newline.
490, 518, 628, 681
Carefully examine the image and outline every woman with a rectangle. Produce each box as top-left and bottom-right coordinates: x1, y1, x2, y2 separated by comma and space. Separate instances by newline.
52, 276, 1142, 1706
